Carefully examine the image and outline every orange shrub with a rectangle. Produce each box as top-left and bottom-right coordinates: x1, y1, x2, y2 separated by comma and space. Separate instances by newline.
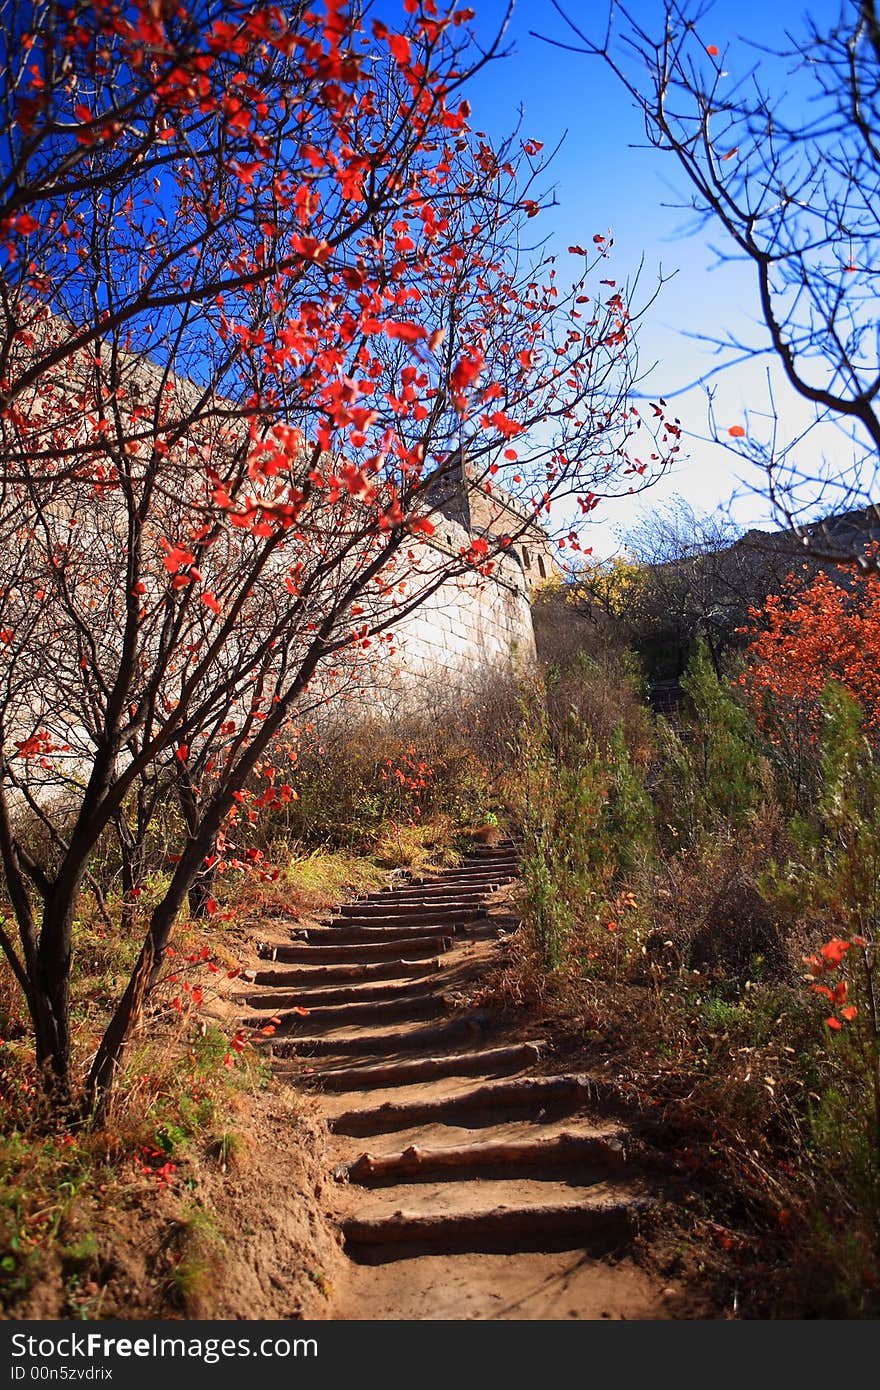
743, 569, 880, 733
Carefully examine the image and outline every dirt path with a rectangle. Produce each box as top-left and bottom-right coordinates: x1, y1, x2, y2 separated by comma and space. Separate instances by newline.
240, 844, 696, 1320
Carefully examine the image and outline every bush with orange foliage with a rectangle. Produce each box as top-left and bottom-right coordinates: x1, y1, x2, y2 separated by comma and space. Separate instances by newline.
743, 569, 880, 735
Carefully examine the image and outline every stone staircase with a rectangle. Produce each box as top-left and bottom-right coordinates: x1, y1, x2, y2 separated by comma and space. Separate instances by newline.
240, 841, 671, 1315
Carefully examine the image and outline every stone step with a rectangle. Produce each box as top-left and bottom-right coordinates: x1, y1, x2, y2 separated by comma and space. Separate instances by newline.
343, 1128, 630, 1185
454, 915, 522, 940
352, 900, 488, 916
326, 919, 504, 938
426, 862, 512, 871
345, 1175, 642, 1219
263, 936, 453, 964
340, 1196, 650, 1256
305, 1040, 547, 1092
372, 878, 497, 894
245, 958, 442, 988
291, 923, 456, 945
458, 845, 514, 856
434, 861, 516, 872
409, 872, 512, 886
330, 1073, 611, 1136
401, 882, 504, 897
239, 975, 444, 1011
271, 1012, 498, 1058
334, 902, 489, 922
250, 991, 449, 1034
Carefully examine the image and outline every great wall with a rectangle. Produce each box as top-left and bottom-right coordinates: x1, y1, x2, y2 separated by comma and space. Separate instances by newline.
383, 453, 556, 699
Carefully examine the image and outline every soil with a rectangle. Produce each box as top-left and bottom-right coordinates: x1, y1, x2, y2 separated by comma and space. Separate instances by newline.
12, 1085, 340, 1321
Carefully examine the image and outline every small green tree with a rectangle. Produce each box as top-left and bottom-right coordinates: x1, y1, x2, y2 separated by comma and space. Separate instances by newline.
517, 688, 653, 967
656, 641, 764, 845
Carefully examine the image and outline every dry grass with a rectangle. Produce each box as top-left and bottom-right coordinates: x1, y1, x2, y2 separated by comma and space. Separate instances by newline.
0, 887, 310, 1318
226, 846, 389, 924
371, 812, 464, 872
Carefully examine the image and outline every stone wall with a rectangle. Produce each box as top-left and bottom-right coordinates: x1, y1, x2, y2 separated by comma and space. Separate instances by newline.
467, 484, 558, 588
422, 453, 558, 593
380, 516, 536, 705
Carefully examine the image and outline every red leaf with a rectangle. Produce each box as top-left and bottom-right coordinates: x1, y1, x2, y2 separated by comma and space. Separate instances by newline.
450, 350, 484, 394
161, 541, 194, 574
820, 939, 850, 967
388, 34, 411, 64
385, 321, 427, 342
727, 424, 746, 438
490, 410, 522, 439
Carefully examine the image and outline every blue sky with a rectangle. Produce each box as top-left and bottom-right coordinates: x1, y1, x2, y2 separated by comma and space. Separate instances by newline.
459, 0, 845, 556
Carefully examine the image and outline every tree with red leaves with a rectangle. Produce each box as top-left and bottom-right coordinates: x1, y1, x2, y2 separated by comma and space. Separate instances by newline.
0, 0, 678, 1111
743, 569, 880, 737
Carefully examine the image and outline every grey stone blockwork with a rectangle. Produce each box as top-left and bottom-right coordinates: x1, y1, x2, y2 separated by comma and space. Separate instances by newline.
385, 515, 536, 701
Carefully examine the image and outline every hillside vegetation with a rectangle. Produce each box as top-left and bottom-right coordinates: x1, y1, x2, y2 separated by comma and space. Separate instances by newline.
3, 567, 880, 1317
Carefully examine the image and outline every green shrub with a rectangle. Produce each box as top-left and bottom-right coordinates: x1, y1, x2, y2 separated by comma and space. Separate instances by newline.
654, 641, 766, 847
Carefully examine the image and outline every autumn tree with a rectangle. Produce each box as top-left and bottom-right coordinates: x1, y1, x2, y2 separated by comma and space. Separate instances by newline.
541, 0, 880, 569
531, 553, 646, 670
743, 568, 880, 736
0, 0, 678, 1112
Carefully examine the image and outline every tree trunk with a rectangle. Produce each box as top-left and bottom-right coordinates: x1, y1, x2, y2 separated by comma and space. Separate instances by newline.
174, 768, 217, 919
187, 865, 217, 920
30, 895, 78, 1103
84, 806, 226, 1114
85, 638, 340, 1112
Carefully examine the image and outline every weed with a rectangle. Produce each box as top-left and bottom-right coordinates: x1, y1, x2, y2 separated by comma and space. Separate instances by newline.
307, 1268, 332, 1298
